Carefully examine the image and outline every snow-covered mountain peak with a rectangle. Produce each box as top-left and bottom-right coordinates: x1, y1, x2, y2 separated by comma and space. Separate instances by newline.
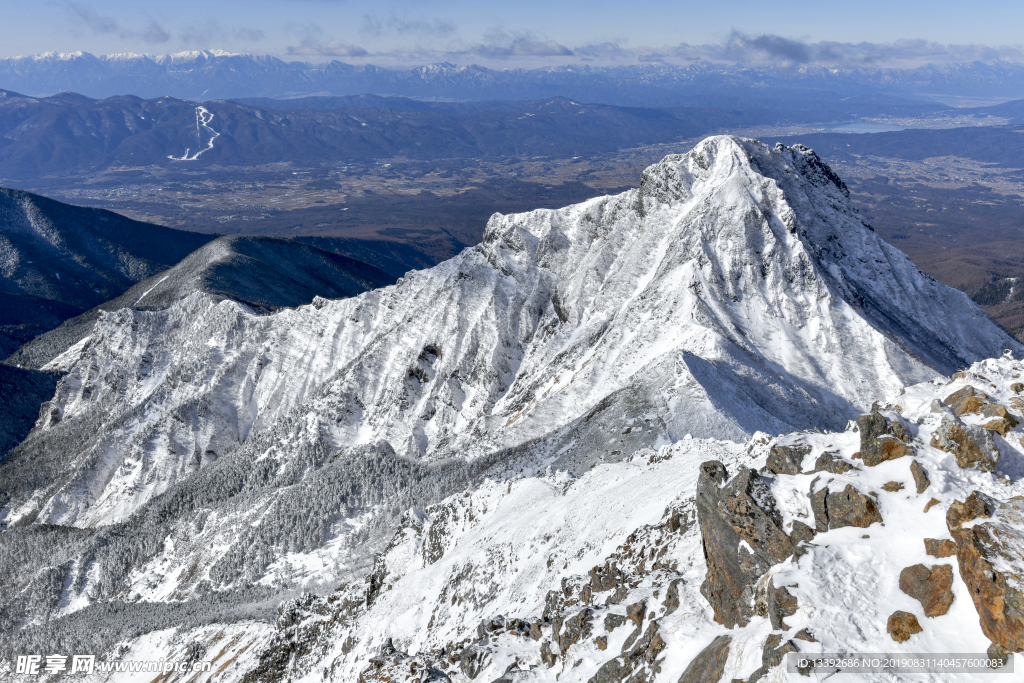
1, 137, 1016, 535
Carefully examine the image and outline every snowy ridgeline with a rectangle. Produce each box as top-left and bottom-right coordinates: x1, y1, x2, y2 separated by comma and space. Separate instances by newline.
14, 354, 1020, 683
1, 136, 1022, 680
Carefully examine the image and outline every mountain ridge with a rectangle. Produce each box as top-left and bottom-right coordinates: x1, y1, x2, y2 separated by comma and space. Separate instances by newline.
0, 136, 1019, 677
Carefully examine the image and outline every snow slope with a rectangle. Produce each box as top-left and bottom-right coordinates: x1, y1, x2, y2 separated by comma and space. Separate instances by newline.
63, 354, 1024, 683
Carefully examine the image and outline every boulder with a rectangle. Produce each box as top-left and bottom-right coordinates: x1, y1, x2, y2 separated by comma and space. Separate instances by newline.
812, 451, 857, 474
910, 460, 930, 494
882, 481, 904, 492
696, 461, 794, 628
982, 418, 1015, 437
626, 601, 646, 627
943, 386, 988, 416
857, 411, 914, 466
931, 417, 1000, 472
812, 482, 883, 530
981, 403, 1017, 425
604, 614, 627, 632
887, 611, 922, 643
766, 443, 811, 475
676, 635, 731, 683
898, 564, 955, 617
923, 538, 957, 558
1011, 382, 1024, 394
947, 492, 1024, 652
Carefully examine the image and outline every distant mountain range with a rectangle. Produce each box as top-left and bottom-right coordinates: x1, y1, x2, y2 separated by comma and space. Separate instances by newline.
0, 88, 960, 180
5, 50, 1024, 104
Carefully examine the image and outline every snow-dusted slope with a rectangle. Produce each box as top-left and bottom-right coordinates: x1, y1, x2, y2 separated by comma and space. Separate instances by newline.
56, 354, 1024, 683
1, 136, 1016, 533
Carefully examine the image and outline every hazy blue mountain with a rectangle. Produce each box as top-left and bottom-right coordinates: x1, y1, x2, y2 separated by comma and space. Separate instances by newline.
3, 51, 1024, 103
0, 90, 948, 180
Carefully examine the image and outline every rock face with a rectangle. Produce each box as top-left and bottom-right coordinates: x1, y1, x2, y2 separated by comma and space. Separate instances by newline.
931, 417, 1001, 472
696, 461, 794, 627
677, 635, 731, 683
856, 411, 914, 466
899, 564, 955, 617
887, 611, 923, 643
947, 492, 1024, 652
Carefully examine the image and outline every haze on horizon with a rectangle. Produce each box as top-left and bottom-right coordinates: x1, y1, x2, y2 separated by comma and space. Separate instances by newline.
5, 0, 1024, 69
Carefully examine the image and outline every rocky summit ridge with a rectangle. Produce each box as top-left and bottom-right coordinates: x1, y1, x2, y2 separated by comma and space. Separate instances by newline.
0, 136, 1021, 680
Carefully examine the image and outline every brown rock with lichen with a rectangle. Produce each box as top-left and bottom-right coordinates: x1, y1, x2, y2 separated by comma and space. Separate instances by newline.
882, 481, 904, 492
857, 411, 914, 466
910, 460, 930, 494
947, 492, 1024, 652
677, 635, 731, 683
899, 564, 955, 617
1011, 382, 1024, 394
930, 417, 1000, 472
944, 386, 989, 416
981, 403, 1018, 425
887, 611, 923, 642
982, 418, 1015, 437
766, 443, 811, 475
826, 484, 883, 528
924, 538, 957, 558
696, 461, 794, 628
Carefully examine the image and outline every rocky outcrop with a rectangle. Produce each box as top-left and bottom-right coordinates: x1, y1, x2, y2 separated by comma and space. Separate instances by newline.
552, 608, 593, 655
899, 564, 955, 617
589, 620, 666, 683
856, 411, 914, 466
947, 492, 1024, 652
766, 443, 811, 475
887, 611, 922, 643
359, 642, 452, 683
931, 417, 1000, 472
696, 461, 794, 628
760, 582, 798, 631
676, 635, 731, 683
810, 481, 883, 530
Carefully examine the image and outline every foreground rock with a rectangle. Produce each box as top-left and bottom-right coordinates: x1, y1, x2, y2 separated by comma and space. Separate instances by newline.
947, 491, 1024, 652
898, 564, 954, 617
696, 461, 794, 627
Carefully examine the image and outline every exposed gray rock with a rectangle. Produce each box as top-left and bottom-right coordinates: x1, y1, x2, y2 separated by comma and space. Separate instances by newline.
766, 443, 811, 475
697, 461, 794, 628
677, 635, 731, 683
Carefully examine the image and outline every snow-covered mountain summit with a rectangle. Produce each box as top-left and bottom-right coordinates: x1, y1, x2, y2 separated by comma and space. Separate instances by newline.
1, 136, 1016, 533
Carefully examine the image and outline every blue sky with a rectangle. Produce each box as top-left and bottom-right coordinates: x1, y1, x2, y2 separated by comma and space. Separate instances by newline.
5, 0, 1024, 66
